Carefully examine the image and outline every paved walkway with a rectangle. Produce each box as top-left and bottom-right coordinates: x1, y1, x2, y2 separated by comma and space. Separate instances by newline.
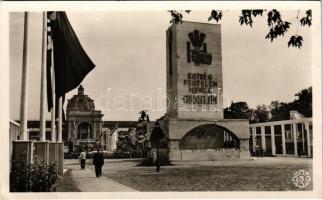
62, 157, 312, 192
64, 160, 137, 192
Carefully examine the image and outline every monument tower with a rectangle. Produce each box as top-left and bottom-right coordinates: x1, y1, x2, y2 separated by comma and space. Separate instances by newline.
164, 21, 250, 160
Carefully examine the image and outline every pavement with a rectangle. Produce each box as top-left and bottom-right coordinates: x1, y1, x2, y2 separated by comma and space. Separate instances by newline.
63, 159, 137, 192
61, 157, 312, 192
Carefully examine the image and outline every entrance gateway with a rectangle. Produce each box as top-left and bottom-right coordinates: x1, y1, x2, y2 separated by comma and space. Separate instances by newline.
160, 21, 250, 160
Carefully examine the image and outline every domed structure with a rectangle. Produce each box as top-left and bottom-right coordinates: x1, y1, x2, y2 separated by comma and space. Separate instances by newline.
66, 85, 95, 111
66, 85, 104, 151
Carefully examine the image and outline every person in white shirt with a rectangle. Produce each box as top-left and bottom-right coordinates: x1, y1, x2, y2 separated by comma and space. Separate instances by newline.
79, 150, 87, 170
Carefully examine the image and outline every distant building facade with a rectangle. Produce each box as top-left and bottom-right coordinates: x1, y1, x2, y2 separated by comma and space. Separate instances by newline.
13, 86, 138, 153
66, 85, 103, 151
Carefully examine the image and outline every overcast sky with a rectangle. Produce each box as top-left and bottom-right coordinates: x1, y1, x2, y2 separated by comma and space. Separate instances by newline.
9, 10, 312, 121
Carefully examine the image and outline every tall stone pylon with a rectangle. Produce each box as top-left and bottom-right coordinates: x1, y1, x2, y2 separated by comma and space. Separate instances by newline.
166, 21, 223, 120
163, 21, 250, 161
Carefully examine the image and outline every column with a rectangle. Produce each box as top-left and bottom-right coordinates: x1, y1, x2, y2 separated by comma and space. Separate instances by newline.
74, 122, 77, 141
270, 125, 276, 156
99, 122, 103, 148
87, 125, 90, 139
93, 122, 97, 139
301, 124, 305, 152
67, 121, 71, 141
305, 121, 311, 157
281, 124, 286, 156
252, 127, 256, 153
293, 123, 298, 156
261, 126, 266, 152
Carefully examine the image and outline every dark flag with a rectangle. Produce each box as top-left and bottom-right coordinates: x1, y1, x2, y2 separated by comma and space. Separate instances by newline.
47, 11, 95, 113
46, 48, 65, 121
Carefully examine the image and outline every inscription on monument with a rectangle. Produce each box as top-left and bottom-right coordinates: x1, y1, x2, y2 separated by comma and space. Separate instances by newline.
183, 72, 217, 94
183, 72, 218, 105
167, 21, 223, 119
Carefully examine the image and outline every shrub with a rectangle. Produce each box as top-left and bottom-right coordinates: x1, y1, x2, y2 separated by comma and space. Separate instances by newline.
10, 154, 60, 192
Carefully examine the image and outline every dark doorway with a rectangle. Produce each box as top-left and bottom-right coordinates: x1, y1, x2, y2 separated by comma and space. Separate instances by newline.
78, 122, 92, 139
179, 124, 240, 149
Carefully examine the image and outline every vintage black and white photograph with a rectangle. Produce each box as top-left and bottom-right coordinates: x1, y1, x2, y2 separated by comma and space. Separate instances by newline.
1, 1, 322, 199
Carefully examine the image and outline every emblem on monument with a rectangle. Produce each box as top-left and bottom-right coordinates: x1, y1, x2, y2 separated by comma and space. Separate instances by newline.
187, 30, 212, 65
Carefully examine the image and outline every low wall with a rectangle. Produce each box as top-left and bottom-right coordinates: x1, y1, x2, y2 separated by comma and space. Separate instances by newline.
169, 148, 243, 160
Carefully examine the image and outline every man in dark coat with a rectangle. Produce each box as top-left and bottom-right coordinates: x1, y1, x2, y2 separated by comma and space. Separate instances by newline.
93, 149, 104, 178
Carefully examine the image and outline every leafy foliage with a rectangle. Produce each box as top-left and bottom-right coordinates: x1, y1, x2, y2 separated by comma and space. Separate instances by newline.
294, 87, 312, 117
265, 9, 291, 42
267, 9, 281, 26
208, 10, 223, 22
269, 101, 291, 121
300, 10, 312, 27
169, 9, 312, 48
223, 87, 312, 124
251, 104, 270, 123
224, 101, 252, 119
288, 35, 303, 48
168, 10, 191, 24
239, 9, 264, 27
10, 154, 60, 192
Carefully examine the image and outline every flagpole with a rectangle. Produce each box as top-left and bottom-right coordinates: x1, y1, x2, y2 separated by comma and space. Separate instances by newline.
57, 97, 62, 142
48, 12, 56, 142
39, 11, 47, 141
50, 33, 56, 142
19, 12, 29, 141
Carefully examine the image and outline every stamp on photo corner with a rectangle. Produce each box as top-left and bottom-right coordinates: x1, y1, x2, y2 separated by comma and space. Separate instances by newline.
292, 169, 311, 189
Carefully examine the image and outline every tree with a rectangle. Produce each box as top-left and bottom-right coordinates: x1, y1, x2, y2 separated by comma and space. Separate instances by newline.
269, 100, 291, 121
250, 86, 312, 123
251, 104, 269, 123
293, 86, 312, 117
168, 9, 312, 48
224, 101, 252, 119
269, 87, 312, 121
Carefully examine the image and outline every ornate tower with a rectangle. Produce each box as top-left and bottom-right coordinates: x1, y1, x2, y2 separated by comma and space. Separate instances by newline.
66, 85, 103, 151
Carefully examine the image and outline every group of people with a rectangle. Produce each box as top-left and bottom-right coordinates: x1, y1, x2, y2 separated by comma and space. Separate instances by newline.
79, 149, 162, 177
78, 149, 104, 178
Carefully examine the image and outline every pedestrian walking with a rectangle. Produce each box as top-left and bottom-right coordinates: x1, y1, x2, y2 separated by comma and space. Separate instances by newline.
78, 149, 86, 170
93, 149, 104, 178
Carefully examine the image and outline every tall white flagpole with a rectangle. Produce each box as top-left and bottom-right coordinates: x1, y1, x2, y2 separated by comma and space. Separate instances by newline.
19, 12, 29, 141
58, 97, 62, 142
39, 11, 47, 141
50, 29, 56, 142
47, 12, 56, 142
50, 59, 56, 142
